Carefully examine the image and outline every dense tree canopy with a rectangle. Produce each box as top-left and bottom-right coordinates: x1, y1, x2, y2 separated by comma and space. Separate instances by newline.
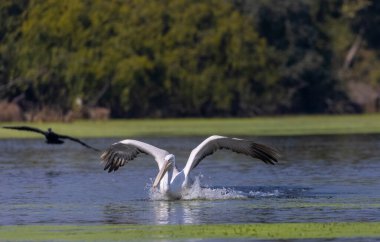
1, 0, 380, 120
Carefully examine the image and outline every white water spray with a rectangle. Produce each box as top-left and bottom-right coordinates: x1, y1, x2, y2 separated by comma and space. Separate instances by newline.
148, 176, 281, 200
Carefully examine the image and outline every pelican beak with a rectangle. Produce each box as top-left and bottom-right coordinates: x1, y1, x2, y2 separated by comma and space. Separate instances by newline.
153, 160, 172, 188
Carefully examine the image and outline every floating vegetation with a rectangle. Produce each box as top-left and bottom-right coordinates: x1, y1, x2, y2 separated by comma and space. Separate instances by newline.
1, 222, 380, 241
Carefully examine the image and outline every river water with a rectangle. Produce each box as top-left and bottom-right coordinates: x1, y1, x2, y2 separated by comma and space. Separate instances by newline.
1, 135, 380, 225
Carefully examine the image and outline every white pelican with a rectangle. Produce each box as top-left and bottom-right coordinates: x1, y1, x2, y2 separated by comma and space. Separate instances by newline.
101, 135, 279, 199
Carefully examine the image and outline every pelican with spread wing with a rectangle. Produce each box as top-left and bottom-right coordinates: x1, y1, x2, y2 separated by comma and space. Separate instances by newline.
101, 135, 279, 199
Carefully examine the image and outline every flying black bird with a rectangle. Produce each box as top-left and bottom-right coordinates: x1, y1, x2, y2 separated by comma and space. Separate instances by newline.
3, 126, 100, 151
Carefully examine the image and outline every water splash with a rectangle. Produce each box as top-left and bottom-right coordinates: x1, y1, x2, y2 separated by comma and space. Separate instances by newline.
181, 176, 247, 200
248, 189, 280, 198
148, 176, 283, 201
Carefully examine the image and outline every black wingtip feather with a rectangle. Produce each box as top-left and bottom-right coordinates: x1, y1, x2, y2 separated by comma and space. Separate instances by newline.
250, 143, 280, 165
101, 148, 118, 172
100, 143, 144, 173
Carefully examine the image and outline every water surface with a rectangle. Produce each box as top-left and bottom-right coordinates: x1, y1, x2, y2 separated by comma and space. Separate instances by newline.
1, 135, 380, 225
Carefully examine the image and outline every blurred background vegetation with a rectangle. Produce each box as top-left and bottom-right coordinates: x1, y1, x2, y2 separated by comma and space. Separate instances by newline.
1, 0, 380, 121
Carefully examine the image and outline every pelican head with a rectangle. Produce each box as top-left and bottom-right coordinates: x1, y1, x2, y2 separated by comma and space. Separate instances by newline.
153, 154, 175, 188
164, 154, 175, 164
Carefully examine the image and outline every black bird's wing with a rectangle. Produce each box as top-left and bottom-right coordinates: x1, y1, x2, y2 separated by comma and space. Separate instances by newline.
2, 126, 47, 135
58, 134, 100, 151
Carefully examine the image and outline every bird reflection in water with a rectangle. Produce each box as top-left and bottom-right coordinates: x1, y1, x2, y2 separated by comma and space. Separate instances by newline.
102, 200, 201, 225
152, 200, 201, 224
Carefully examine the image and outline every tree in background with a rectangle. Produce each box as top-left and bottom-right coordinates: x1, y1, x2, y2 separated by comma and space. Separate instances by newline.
237, 0, 356, 113
310, 0, 380, 112
1, 0, 278, 118
1, 0, 380, 119
0, 0, 28, 100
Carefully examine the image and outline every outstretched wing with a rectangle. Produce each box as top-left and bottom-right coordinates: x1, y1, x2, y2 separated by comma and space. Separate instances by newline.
58, 134, 100, 151
184, 135, 280, 175
2, 126, 47, 135
100, 139, 170, 173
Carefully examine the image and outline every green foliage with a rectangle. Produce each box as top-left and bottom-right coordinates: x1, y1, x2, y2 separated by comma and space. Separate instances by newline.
0, 0, 28, 96
1, 0, 380, 117
1, 0, 278, 117
245, 1, 341, 113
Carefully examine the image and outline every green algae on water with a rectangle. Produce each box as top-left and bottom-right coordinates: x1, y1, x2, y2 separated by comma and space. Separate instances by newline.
1, 222, 380, 241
